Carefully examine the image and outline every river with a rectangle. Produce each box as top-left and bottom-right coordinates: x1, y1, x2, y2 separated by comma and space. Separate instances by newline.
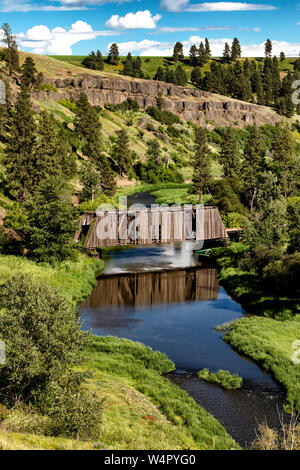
78, 240, 288, 449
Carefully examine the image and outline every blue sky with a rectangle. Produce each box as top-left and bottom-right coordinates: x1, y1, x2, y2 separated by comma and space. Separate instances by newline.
0, 1, 299, 56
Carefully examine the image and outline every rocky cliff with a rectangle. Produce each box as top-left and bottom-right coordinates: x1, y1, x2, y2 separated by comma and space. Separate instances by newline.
32, 73, 282, 128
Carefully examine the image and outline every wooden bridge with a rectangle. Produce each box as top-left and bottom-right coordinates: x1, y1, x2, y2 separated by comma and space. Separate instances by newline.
78, 205, 227, 250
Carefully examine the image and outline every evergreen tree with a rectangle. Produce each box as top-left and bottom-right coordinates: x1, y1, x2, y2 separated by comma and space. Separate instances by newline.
192, 127, 212, 203
146, 139, 161, 165
173, 42, 184, 62
75, 93, 115, 194
165, 67, 175, 84
1, 23, 19, 76
124, 53, 134, 77
271, 123, 297, 198
154, 66, 165, 81
223, 43, 231, 64
80, 161, 102, 202
156, 93, 164, 110
265, 39, 272, 58
241, 124, 266, 211
174, 65, 188, 86
204, 38, 211, 63
82, 50, 104, 70
133, 56, 144, 78
112, 129, 132, 177
231, 38, 242, 61
107, 43, 119, 65
219, 128, 240, 181
21, 57, 38, 89
33, 112, 74, 185
198, 42, 206, 67
4, 86, 36, 201
280, 51, 286, 62
25, 176, 77, 262
191, 67, 202, 87
189, 45, 198, 66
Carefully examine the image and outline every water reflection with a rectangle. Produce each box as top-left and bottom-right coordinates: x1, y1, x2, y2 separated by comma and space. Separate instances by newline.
83, 268, 220, 309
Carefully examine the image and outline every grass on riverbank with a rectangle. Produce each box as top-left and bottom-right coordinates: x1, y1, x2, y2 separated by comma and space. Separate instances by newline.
197, 368, 243, 390
213, 244, 300, 320
224, 317, 300, 413
82, 336, 239, 450
0, 253, 103, 305
0, 335, 239, 450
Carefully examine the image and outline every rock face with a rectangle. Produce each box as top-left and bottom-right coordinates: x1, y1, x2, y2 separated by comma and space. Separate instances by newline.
33, 73, 282, 128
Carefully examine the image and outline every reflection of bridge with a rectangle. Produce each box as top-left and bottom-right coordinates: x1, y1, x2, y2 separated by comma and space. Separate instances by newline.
82, 268, 220, 308
78, 206, 227, 250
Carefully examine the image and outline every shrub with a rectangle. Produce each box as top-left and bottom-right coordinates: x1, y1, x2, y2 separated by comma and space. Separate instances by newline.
41, 371, 102, 440
146, 106, 181, 125
0, 275, 87, 405
197, 369, 243, 390
37, 83, 57, 93
57, 99, 77, 112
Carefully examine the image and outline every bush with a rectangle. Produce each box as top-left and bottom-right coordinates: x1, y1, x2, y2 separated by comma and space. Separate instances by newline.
0, 275, 87, 405
197, 369, 243, 390
146, 106, 181, 125
57, 99, 77, 112
41, 371, 102, 440
37, 83, 57, 93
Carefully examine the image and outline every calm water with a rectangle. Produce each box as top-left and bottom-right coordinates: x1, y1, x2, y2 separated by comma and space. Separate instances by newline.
79, 241, 287, 448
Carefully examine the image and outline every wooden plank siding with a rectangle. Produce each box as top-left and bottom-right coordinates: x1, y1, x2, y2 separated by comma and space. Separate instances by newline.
81, 206, 227, 250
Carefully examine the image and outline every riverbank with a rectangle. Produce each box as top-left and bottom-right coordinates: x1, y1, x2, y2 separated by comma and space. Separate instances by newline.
224, 317, 300, 413
0, 252, 239, 450
213, 244, 300, 414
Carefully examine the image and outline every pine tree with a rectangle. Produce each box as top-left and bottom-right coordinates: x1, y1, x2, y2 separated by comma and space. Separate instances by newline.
146, 139, 161, 165
173, 42, 184, 62
271, 123, 297, 198
280, 51, 286, 62
25, 176, 77, 262
204, 38, 211, 63
154, 66, 165, 81
21, 57, 38, 89
96, 50, 104, 70
107, 43, 119, 65
165, 67, 175, 84
112, 129, 132, 176
265, 39, 272, 58
133, 56, 144, 78
223, 43, 231, 64
174, 65, 188, 86
82, 50, 104, 70
1, 23, 19, 76
156, 93, 164, 110
4, 86, 36, 200
75, 93, 115, 194
33, 111, 73, 185
191, 67, 202, 87
80, 161, 102, 202
124, 53, 134, 77
192, 127, 212, 203
219, 128, 240, 181
189, 45, 198, 66
198, 42, 206, 67
242, 124, 266, 211
231, 38, 242, 61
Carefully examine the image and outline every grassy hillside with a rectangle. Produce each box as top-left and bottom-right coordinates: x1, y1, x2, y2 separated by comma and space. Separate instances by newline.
49, 55, 298, 80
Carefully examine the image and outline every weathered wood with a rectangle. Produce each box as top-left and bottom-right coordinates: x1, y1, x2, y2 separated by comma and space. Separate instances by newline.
82, 206, 227, 249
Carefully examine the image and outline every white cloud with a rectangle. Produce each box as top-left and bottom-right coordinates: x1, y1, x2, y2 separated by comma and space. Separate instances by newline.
18, 20, 119, 55
0, 0, 134, 12
105, 11, 162, 30
160, 1, 276, 13
253, 27, 262, 32
111, 36, 300, 58
159, 26, 231, 32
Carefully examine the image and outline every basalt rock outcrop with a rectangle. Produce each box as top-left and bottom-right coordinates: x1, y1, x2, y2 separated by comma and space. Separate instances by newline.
33, 73, 282, 128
